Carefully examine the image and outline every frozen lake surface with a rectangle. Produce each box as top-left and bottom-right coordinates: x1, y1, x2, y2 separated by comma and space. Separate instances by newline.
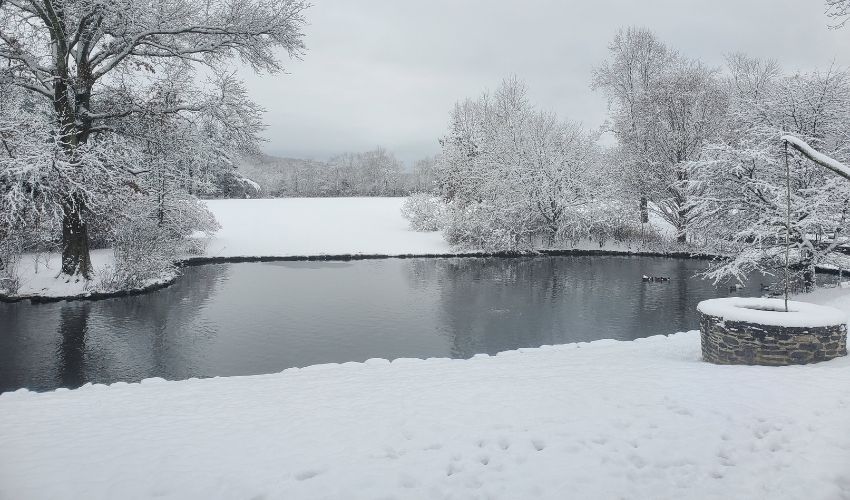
0, 255, 765, 393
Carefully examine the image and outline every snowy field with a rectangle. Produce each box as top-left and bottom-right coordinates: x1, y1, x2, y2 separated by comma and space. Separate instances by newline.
204, 197, 451, 258
1, 330, 849, 499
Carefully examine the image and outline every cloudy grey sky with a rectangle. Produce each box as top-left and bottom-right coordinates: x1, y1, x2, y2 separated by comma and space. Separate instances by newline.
238, 0, 850, 165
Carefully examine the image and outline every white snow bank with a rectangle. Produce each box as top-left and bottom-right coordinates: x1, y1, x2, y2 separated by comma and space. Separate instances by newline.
2, 331, 850, 500
4, 249, 110, 298
203, 197, 452, 258
697, 297, 847, 327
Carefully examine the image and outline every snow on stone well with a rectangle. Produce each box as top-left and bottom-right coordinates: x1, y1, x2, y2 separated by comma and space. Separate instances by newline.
697, 297, 847, 365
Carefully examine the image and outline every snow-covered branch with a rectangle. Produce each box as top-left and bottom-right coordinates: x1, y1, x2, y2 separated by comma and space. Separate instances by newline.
781, 135, 850, 181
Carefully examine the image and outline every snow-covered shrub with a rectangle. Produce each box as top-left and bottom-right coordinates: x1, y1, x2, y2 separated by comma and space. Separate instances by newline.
442, 201, 537, 251
153, 193, 220, 255
400, 193, 445, 232
577, 201, 649, 248
97, 195, 219, 291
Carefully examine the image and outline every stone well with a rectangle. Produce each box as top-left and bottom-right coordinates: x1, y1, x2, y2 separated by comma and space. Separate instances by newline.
697, 297, 847, 366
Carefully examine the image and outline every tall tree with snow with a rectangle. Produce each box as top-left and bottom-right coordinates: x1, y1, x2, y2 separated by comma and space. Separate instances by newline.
0, 0, 308, 277
594, 27, 726, 243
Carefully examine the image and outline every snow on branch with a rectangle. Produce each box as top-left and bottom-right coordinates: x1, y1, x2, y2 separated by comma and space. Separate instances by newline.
781, 135, 850, 181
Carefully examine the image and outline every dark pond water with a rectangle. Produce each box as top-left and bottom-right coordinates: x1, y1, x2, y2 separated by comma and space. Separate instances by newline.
0, 256, 767, 393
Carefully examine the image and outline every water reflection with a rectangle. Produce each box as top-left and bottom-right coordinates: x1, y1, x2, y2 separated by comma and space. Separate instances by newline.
57, 303, 90, 388
0, 263, 228, 392
1, 256, 772, 393
419, 256, 758, 358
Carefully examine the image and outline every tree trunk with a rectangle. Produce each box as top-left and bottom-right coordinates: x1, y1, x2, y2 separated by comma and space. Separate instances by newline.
803, 266, 814, 292
639, 196, 649, 224
61, 195, 92, 278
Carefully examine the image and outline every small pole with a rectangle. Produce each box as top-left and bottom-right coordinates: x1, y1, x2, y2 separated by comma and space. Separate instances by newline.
784, 140, 791, 312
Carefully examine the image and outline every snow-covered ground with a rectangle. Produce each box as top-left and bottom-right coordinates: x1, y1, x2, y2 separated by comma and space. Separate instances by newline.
3, 248, 113, 299
204, 197, 450, 258
1, 328, 848, 499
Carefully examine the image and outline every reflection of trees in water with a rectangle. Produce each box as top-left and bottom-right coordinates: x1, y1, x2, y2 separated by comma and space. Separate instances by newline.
408, 256, 729, 358
404, 258, 442, 291
57, 302, 91, 389
55, 264, 230, 388
0, 303, 34, 392
416, 257, 574, 358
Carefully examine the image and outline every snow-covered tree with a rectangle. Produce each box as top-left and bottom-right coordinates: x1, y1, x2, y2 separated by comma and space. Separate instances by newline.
410, 156, 437, 193
592, 27, 669, 226
357, 148, 403, 196
434, 77, 620, 250
689, 56, 850, 287
594, 27, 727, 242
0, 0, 308, 277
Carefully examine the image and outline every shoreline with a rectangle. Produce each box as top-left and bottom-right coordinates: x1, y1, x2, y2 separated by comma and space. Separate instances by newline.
0, 248, 720, 304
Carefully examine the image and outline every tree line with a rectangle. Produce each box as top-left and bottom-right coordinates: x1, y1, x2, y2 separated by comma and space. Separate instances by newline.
418, 18, 850, 287
236, 150, 437, 198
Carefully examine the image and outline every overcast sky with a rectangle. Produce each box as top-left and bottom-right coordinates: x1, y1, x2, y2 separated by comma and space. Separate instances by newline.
237, 0, 850, 165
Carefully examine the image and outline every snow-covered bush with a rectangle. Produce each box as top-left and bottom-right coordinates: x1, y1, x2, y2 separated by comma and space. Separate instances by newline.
97, 195, 219, 292
400, 193, 445, 232
98, 233, 178, 292
441, 200, 537, 251
575, 201, 648, 248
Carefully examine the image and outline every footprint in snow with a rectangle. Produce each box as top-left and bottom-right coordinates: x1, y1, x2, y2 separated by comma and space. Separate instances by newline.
294, 469, 324, 481
446, 463, 463, 476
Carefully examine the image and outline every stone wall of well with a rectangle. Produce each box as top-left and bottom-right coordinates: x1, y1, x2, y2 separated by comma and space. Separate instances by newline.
699, 313, 848, 365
